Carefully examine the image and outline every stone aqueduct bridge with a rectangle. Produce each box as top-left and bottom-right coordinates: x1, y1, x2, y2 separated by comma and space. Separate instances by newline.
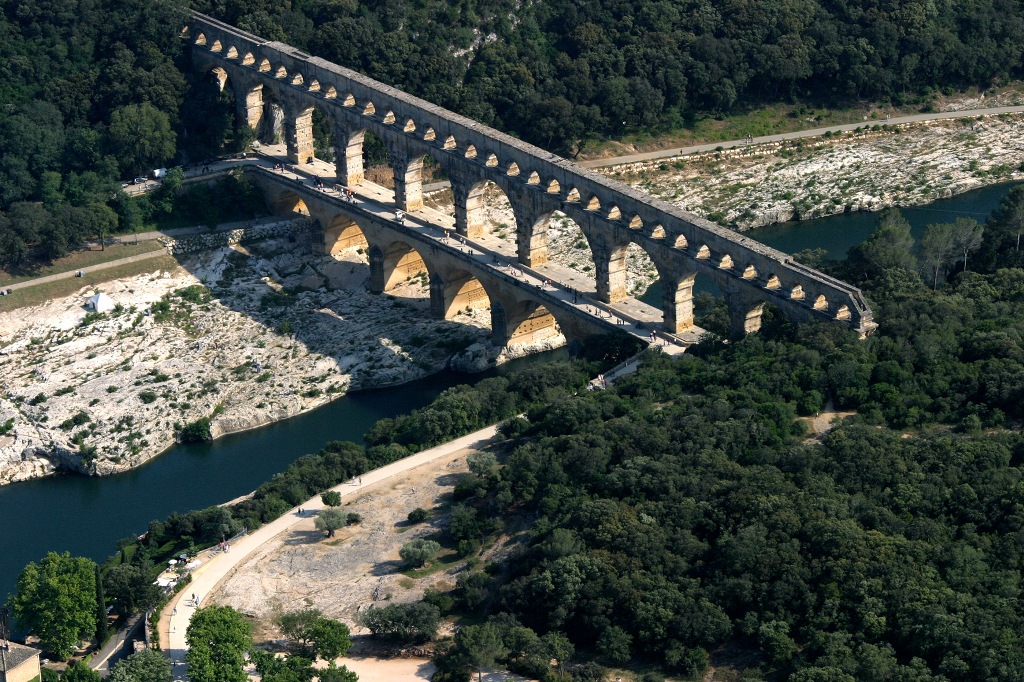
185, 13, 877, 339
248, 165, 609, 347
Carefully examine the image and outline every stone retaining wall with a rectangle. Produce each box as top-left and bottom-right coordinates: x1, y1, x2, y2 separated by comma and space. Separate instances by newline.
159, 218, 316, 254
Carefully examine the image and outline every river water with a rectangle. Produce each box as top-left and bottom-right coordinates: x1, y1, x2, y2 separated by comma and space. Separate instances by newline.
0, 181, 1017, 600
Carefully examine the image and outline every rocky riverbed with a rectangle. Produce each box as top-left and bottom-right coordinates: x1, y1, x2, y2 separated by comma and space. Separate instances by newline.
0, 236, 537, 485
609, 113, 1024, 230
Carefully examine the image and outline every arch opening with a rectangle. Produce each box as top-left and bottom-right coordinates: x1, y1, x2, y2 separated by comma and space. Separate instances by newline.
361, 129, 395, 194
183, 66, 248, 158
437, 269, 492, 321
312, 106, 336, 162
323, 215, 369, 258
420, 155, 455, 219
624, 242, 659, 298
377, 240, 431, 298
271, 190, 311, 217
543, 210, 595, 282
459, 178, 510, 239
504, 300, 564, 348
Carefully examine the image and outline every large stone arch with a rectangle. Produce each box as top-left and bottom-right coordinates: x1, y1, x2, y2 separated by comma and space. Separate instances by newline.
192, 61, 266, 140
532, 210, 597, 285
369, 239, 432, 294
491, 298, 564, 348
266, 188, 311, 217
429, 267, 493, 321
322, 213, 369, 257
452, 173, 497, 239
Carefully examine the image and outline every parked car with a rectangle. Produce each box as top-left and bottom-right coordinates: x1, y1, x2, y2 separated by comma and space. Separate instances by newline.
133, 177, 147, 185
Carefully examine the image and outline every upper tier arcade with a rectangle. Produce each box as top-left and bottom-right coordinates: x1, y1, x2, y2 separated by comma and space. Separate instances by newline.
184, 12, 876, 338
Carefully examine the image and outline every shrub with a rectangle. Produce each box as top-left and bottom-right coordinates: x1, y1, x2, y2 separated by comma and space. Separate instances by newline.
355, 603, 441, 642
179, 417, 212, 443
407, 507, 429, 523
400, 539, 441, 568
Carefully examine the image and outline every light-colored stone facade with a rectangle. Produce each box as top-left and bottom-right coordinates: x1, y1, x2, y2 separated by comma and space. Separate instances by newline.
0, 642, 41, 682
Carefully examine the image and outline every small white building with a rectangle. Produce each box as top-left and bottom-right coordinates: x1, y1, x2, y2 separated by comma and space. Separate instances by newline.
88, 293, 114, 313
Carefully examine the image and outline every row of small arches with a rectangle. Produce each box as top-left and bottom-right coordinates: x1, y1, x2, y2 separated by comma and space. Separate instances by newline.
193, 34, 681, 233
193, 30, 852, 322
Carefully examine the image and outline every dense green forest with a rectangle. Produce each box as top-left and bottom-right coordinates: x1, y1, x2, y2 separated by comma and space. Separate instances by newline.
419, 193, 1024, 681
197, 0, 1024, 151
4, 0, 1024, 265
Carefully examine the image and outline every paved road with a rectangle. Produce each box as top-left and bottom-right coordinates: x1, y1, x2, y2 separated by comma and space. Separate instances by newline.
160, 424, 503, 680
89, 613, 145, 674
578, 104, 1024, 168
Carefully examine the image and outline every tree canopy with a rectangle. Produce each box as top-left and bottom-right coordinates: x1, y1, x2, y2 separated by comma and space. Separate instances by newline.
108, 649, 173, 682
427, 208, 1024, 679
11, 552, 98, 660
185, 605, 253, 682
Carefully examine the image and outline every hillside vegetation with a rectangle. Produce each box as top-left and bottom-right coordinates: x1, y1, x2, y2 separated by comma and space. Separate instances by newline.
424, 192, 1024, 681
3, 0, 1024, 264
199, 0, 1024, 151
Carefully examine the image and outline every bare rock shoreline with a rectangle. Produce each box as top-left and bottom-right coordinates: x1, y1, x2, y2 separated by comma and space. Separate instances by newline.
610, 114, 1024, 230
0, 236, 555, 486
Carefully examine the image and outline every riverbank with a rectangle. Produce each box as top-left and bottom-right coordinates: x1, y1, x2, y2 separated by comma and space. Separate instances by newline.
0, 234, 512, 485
607, 113, 1024, 229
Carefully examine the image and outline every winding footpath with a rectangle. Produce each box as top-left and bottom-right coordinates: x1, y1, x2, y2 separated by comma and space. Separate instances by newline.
160, 425, 502, 680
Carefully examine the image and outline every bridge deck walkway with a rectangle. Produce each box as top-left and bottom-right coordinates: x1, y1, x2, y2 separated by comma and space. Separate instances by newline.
248, 145, 706, 351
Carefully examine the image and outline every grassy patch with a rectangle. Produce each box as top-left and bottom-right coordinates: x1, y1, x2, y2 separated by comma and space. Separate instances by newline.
0, 254, 182, 312
0, 241, 165, 286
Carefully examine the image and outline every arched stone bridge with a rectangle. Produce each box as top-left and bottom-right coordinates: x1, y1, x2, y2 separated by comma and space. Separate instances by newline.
247, 165, 611, 347
185, 12, 876, 339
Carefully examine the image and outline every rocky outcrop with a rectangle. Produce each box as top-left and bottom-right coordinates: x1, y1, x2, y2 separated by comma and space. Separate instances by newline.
609, 115, 1024, 231
0, 235, 494, 485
